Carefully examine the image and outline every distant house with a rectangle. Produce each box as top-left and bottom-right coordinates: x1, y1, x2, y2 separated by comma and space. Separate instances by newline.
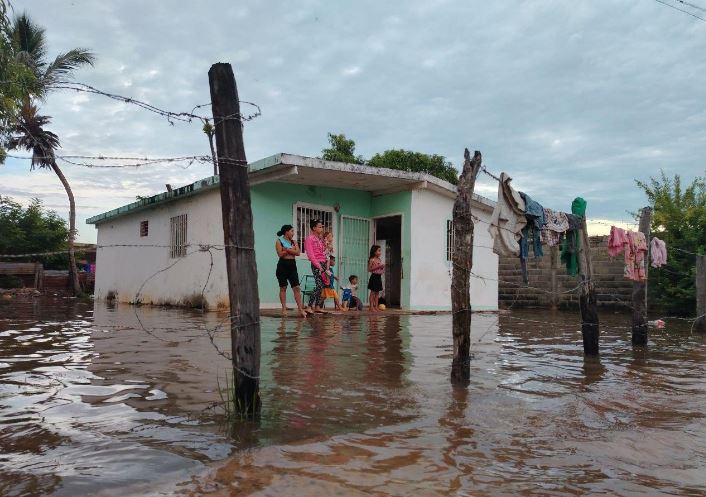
87, 154, 498, 311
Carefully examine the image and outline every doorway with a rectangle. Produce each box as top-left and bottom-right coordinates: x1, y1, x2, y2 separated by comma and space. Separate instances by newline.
374, 215, 402, 308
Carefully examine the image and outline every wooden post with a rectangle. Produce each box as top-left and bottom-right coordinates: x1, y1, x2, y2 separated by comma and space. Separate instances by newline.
208, 63, 261, 416
695, 255, 706, 333
550, 246, 559, 310
451, 149, 482, 384
632, 207, 652, 345
577, 219, 599, 355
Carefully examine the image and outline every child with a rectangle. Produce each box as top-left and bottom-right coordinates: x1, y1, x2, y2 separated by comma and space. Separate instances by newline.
341, 275, 363, 311
367, 245, 385, 311
323, 231, 335, 268
320, 255, 341, 310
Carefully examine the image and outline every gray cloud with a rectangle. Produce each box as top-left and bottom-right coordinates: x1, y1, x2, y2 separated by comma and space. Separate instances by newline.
3, 0, 706, 242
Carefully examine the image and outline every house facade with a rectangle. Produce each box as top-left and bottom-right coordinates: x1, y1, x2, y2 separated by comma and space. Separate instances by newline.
87, 154, 498, 311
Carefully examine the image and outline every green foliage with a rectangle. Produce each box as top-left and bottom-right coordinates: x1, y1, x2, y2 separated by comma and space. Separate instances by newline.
0, 196, 70, 269
320, 132, 364, 164
636, 171, 706, 316
367, 149, 459, 185
0, 2, 39, 162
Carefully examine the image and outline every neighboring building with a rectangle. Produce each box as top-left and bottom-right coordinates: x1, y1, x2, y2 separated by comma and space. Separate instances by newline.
87, 154, 498, 311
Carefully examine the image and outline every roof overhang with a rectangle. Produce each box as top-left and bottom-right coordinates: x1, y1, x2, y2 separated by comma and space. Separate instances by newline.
87, 153, 495, 225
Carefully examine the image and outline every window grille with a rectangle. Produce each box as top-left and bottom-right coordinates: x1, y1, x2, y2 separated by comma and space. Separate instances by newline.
446, 220, 455, 261
139, 220, 149, 237
294, 204, 334, 252
170, 214, 187, 258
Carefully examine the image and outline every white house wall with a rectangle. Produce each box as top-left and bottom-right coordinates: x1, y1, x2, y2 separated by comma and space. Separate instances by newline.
94, 190, 229, 308
409, 189, 498, 311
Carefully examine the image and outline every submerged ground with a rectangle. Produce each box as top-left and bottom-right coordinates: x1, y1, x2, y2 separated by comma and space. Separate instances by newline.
1, 297, 704, 496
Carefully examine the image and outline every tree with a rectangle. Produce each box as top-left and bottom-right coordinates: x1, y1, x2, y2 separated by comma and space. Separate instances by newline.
320, 132, 364, 164
7, 12, 95, 295
367, 149, 459, 185
636, 170, 706, 316
0, 196, 70, 269
0, 2, 38, 162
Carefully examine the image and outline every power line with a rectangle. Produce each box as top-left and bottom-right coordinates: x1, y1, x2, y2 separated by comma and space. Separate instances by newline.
653, 0, 706, 21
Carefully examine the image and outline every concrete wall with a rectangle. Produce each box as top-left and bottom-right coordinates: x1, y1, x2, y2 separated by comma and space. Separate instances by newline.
498, 235, 633, 308
409, 189, 498, 311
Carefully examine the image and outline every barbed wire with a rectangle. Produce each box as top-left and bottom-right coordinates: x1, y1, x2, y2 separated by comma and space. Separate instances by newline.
48, 81, 262, 125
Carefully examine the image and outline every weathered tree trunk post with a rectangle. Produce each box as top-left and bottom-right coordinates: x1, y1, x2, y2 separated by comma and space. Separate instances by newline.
451, 149, 482, 384
550, 246, 559, 310
577, 219, 599, 355
208, 63, 261, 416
694, 254, 706, 333
632, 207, 652, 345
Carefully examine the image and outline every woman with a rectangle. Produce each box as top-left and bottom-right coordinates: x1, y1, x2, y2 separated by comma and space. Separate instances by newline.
275, 224, 307, 318
303, 219, 327, 314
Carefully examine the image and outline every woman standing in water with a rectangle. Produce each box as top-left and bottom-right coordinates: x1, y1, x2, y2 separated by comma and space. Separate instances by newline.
275, 224, 308, 318
304, 219, 327, 314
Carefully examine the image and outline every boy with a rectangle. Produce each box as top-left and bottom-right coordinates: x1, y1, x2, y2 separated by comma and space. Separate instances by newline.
341, 274, 363, 311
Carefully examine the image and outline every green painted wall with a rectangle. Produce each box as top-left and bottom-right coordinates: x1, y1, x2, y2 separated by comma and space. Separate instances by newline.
371, 192, 412, 308
251, 183, 412, 308
252, 182, 372, 306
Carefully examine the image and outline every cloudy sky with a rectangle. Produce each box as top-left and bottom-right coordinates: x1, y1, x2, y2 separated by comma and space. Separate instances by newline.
2, 0, 706, 242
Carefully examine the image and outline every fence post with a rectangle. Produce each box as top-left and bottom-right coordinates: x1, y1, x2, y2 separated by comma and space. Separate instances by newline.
695, 255, 706, 333
208, 62, 261, 417
631, 207, 652, 345
451, 149, 482, 384
550, 246, 559, 310
577, 219, 599, 355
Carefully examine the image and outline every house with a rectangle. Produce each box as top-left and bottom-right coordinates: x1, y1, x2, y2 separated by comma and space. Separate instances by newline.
87, 153, 498, 311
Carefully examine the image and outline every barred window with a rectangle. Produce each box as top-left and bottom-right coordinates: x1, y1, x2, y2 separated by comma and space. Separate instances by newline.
446, 220, 455, 261
139, 220, 149, 237
169, 214, 187, 258
294, 203, 334, 252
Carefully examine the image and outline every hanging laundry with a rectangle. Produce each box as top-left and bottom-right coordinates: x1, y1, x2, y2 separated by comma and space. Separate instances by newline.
608, 226, 629, 257
542, 208, 569, 247
624, 231, 647, 281
650, 237, 667, 268
560, 197, 587, 277
606, 226, 649, 281
488, 173, 527, 257
519, 192, 545, 259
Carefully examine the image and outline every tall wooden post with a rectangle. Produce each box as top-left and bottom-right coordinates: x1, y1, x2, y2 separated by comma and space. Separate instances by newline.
451, 149, 482, 384
550, 246, 559, 310
632, 207, 652, 345
208, 63, 261, 416
577, 220, 599, 355
695, 255, 706, 333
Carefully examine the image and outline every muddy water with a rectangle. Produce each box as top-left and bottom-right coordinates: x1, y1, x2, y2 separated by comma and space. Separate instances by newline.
1, 298, 705, 497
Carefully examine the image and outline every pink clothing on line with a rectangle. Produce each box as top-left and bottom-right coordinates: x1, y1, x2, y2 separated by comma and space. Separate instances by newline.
304, 234, 326, 268
608, 226, 629, 257
624, 231, 647, 282
650, 237, 667, 268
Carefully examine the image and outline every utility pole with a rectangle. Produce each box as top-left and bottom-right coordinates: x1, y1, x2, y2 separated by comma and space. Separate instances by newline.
451, 149, 482, 384
577, 219, 599, 355
695, 254, 706, 333
632, 207, 652, 345
208, 63, 260, 416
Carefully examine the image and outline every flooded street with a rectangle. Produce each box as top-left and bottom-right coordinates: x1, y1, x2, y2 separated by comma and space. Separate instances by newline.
1, 298, 705, 496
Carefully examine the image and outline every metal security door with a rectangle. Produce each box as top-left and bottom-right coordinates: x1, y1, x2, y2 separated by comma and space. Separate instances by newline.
339, 216, 371, 304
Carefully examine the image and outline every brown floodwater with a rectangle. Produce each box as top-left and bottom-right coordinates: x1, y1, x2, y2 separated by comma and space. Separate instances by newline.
1, 297, 705, 497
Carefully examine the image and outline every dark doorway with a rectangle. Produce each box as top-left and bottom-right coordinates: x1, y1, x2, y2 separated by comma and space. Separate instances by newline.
374, 215, 402, 308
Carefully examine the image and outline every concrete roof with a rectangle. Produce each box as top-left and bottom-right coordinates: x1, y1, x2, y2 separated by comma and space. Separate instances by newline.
87, 153, 496, 225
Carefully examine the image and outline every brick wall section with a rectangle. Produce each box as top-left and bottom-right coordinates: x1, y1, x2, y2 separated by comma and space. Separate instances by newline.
498, 235, 633, 309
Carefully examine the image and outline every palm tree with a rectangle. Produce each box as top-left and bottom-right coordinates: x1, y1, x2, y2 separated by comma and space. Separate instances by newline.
9, 13, 95, 295
9, 103, 82, 293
